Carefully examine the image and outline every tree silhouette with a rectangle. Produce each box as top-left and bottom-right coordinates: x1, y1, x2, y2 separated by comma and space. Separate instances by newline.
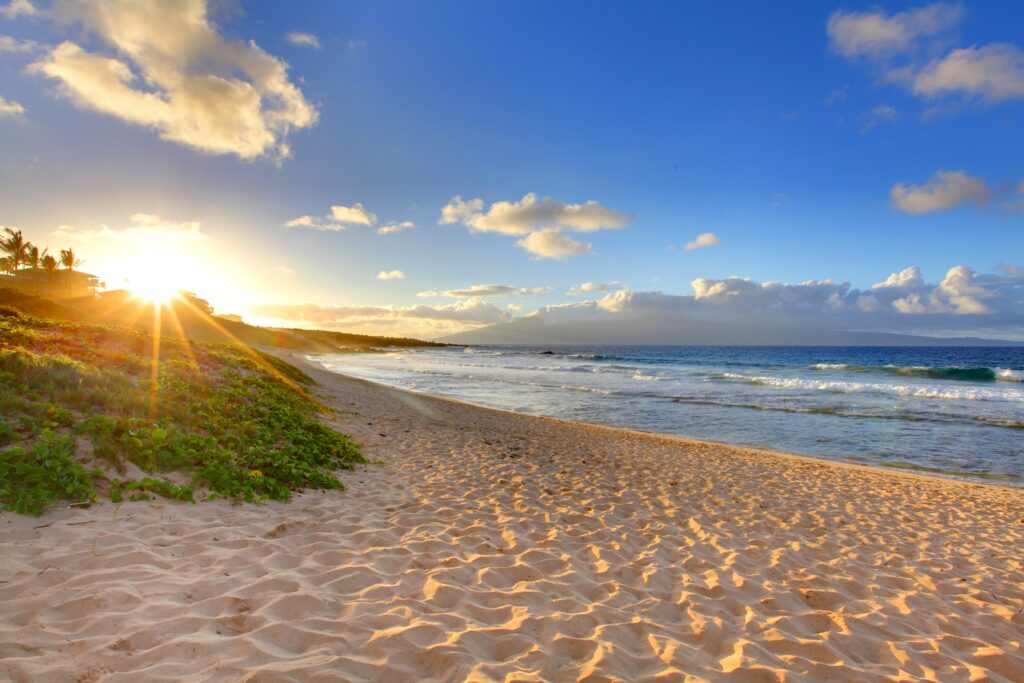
25, 245, 48, 270
59, 247, 83, 271
41, 254, 58, 292
1, 228, 30, 271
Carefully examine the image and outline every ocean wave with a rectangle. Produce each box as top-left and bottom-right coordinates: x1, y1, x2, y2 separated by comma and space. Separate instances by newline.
720, 373, 1024, 402
809, 363, 1023, 383
631, 371, 663, 381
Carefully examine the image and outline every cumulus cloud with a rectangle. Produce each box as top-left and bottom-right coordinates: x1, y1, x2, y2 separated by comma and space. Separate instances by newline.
684, 232, 721, 251
829, 3, 1024, 107
28, 0, 317, 160
515, 228, 590, 260
417, 284, 551, 298
329, 203, 376, 226
912, 44, 1024, 102
284, 202, 377, 231
440, 193, 628, 259
826, 3, 962, 60
0, 0, 36, 19
540, 266, 1023, 337
53, 212, 206, 242
377, 220, 414, 235
285, 32, 320, 49
566, 282, 621, 295
890, 169, 989, 214
0, 95, 25, 117
872, 265, 924, 289
377, 270, 404, 281
247, 297, 513, 338
253, 265, 1024, 339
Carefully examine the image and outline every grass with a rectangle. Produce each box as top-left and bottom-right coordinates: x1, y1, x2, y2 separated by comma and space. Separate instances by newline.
0, 306, 365, 515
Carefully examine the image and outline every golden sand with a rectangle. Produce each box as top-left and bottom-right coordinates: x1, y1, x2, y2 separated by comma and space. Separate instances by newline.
2, 352, 1022, 681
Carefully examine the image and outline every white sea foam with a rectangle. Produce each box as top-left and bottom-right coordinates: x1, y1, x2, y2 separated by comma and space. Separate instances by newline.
631, 372, 661, 381
720, 373, 1024, 402
996, 368, 1023, 382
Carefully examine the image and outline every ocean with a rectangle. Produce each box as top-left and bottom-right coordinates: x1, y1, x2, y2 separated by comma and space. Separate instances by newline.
310, 345, 1024, 484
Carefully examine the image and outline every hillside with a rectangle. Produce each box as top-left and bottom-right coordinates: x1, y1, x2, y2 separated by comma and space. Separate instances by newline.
0, 287, 449, 352
0, 304, 367, 515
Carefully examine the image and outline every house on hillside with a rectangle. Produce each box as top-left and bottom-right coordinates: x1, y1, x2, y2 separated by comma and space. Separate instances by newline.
0, 268, 102, 299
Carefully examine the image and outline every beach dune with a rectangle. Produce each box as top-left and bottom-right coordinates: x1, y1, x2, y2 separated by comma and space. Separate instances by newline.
1, 354, 1022, 682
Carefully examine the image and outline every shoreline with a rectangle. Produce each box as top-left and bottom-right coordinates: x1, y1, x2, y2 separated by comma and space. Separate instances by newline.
1, 349, 1022, 681
304, 352, 1023, 492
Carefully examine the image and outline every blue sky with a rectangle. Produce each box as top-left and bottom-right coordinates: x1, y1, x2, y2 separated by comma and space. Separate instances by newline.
1, 1, 1022, 338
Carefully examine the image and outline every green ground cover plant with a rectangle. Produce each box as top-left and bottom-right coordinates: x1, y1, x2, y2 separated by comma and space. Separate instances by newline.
0, 308, 364, 515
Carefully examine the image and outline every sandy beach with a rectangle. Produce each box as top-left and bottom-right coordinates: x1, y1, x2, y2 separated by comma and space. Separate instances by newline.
2, 353, 1023, 682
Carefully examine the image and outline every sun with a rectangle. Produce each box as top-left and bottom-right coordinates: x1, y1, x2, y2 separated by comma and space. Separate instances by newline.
125, 256, 183, 303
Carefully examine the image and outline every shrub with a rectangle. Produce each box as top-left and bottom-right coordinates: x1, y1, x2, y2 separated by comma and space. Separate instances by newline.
0, 315, 364, 514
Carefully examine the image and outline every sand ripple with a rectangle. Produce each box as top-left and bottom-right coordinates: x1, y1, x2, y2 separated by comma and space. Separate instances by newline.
2, 355, 1022, 681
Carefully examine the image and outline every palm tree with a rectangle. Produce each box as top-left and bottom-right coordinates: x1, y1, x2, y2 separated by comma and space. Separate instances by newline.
0, 256, 13, 277
25, 245, 47, 270
41, 254, 58, 293
59, 247, 83, 271
59, 247, 84, 296
1, 228, 30, 271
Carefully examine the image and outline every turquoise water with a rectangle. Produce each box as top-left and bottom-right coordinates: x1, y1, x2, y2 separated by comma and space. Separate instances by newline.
312, 345, 1024, 484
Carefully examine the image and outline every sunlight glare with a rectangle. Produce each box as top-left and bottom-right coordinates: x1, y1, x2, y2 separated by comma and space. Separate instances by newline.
125, 251, 190, 303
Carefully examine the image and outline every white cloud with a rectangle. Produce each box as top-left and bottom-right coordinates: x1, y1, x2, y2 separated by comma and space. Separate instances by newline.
329, 203, 376, 226
0, 35, 39, 53
54, 212, 206, 242
912, 44, 1024, 102
0, 95, 25, 117
286, 32, 320, 49
872, 266, 923, 289
347, 40, 366, 51
0, 0, 36, 19
418, 284, 551, 298
829, 4, 1024, 107
566, 281, 621, 295
285, 202, 377, 231
377, 220, 414, 235
377, 270, 405, 281
440, 192, 628, 260
255, 265, 1024, 339
826, 3, 962, 60
938, 265, 993, 314
439, 196, 484, 226
827, 2, 962, 60
283, 215, 343, 231
248, 297, 513, 338
28, 0, 317, 160
684, 232, 721, 251
516, 228, 591, 260
441, 192, 628, 235
890, 169, 989, 214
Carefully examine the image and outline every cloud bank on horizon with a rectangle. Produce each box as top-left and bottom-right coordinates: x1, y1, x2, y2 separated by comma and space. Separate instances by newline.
249, 264, 1024, 341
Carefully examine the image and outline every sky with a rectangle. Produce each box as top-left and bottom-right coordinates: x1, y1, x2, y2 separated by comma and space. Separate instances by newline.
1, 0, 1023, 340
